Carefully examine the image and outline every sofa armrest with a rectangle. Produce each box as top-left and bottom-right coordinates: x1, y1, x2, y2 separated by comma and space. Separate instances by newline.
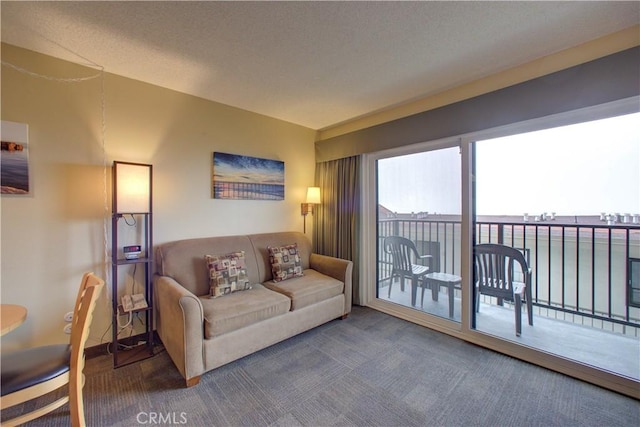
310, 253, 353, 315
154, 275, 205, 383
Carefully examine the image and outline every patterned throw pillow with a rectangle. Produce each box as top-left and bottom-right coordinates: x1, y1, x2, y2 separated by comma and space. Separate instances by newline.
268, 243, 304, 282
205, 251, 252, 298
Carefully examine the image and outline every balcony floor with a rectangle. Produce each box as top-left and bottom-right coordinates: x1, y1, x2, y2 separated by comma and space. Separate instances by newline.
378, 284, 640, 380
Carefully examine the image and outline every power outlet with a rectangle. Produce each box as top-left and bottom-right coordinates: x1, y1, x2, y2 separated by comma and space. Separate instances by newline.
63, 324, 72, 334
63, 311, 74, 322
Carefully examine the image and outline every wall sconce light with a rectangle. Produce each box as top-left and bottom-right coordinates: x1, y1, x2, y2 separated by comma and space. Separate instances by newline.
301, 186, 320, 233
113, 161, 152, 214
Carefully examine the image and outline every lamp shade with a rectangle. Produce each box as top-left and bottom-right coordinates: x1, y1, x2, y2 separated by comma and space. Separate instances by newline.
114, 161, 152, 214
305, 187, 321, 204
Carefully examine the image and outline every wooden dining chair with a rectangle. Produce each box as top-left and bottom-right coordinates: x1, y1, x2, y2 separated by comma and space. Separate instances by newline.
1, 272, 104, 427
383, 236, 432, 306
474, 244, 533, 336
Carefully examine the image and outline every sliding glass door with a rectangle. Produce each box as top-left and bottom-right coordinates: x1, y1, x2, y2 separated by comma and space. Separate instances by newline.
375, 143, 462, 323
363, 100, 639, 396
472, 112, 640, 380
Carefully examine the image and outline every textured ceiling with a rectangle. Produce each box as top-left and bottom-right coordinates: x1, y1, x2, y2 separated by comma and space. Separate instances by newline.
1, 1, 639, 130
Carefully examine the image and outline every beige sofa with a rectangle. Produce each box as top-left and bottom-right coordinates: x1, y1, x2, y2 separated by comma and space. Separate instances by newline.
153, 231, 353, 387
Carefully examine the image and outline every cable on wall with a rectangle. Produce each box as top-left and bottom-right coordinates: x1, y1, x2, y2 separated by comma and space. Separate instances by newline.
99, 66, 110, 306
2, 54, 111, 311
0, 60, 102, 82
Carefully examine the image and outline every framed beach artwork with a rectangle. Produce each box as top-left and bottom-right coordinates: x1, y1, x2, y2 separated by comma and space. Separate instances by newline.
213, 152, 284, 200
1, 121, 30, 195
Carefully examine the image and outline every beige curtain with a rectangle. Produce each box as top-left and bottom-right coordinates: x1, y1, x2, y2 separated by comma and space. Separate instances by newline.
312, 156, 361, 305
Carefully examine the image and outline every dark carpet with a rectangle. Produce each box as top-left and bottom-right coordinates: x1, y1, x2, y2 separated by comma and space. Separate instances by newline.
4, 306, 639, 426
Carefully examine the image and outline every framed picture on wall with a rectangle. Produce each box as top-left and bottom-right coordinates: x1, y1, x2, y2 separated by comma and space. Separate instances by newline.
212, 152, 284, 200
1, 121, 30, 195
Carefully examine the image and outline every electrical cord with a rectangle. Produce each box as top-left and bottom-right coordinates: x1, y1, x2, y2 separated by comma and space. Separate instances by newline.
122, 214, 137, 226
116, 310, 133, 329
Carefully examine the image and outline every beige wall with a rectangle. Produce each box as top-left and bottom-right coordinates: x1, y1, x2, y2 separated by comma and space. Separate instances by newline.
1, 44, 316, 350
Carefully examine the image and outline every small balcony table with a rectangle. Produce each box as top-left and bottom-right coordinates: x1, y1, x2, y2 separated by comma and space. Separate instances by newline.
423, 273, 462, 318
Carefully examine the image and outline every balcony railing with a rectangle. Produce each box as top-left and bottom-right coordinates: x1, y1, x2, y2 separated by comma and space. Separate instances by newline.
378, 215, 640, 334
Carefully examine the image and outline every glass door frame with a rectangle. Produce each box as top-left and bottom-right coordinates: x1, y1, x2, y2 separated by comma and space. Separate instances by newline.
360, 96, 640, 398
363, 136, 468, 335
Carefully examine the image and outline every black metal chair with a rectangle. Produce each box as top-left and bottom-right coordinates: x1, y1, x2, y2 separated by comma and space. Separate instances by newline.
474, 244, 533, 336
383, 236, 432, 306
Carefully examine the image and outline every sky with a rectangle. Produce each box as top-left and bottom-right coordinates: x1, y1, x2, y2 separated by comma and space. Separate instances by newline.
378, 146, 461, 214
378, 112, 640, 216
213, 152, 284, 184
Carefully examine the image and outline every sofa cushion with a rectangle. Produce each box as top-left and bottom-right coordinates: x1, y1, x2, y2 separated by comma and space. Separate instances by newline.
264, 269, 344, 311
248, 232, 312, 283
268, 243, 304, 282
199, 284, 291, 338
205, 252, 252, 298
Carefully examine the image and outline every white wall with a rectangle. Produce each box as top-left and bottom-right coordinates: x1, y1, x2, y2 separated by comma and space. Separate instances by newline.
1, 44, 317, 350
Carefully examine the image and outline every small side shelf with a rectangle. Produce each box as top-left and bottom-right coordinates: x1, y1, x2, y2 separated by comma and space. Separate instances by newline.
113, 342, 155, 368
114, 257, 152, 266
117, 305, 153, 316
